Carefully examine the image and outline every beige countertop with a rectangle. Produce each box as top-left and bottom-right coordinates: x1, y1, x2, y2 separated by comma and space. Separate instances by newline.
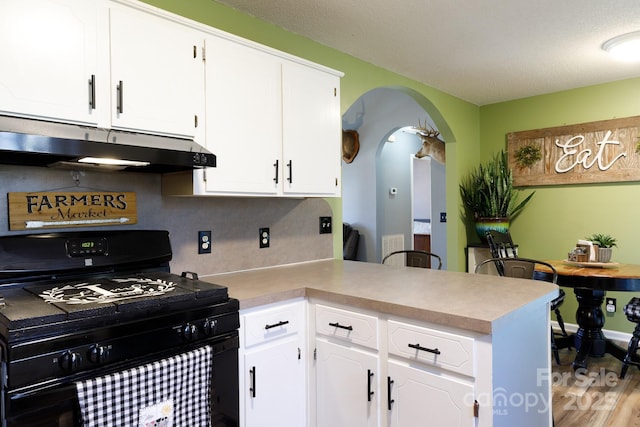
205, 259, 558, 334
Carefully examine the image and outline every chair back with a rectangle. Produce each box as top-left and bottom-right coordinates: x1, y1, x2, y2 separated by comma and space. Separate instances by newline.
485, 230, 518, 258
382, 250, 443, 270
475, 257, 558, 284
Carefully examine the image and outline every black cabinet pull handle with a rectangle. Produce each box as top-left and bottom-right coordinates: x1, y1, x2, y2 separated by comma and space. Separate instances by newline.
367, 369, 374, 402
265, 320, 289, 330
249, 366, 256, 397
387, 377, 395, 410
116, 80, 124, 114
408, 343, 441, 355
287, 160, 293, 183
273, 160, 279, 183
329, 322, 353, 331
88, 74, 96, 110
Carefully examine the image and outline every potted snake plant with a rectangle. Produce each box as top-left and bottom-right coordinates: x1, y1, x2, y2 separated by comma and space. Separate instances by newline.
460, 150, 535, 241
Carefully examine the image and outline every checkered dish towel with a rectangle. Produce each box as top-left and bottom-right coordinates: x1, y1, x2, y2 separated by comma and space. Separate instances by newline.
76, 346, 212, 427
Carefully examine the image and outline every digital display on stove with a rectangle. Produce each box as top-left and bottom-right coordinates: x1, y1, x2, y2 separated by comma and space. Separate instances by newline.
66, 237, 108, 257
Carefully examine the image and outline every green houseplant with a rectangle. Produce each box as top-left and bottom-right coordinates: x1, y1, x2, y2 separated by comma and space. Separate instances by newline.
585, 233, 617, 263
460, 150, 535, 240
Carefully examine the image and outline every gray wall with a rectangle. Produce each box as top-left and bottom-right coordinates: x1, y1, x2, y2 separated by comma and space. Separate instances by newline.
0, 165, 333, 277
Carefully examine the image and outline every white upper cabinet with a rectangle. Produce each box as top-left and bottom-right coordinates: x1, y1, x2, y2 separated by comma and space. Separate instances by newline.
196, 35, 342, 197
202, 36, 282, 195
0, 0, 103, 124
0, 0, 205, 139
282, 61, 341, 196
109, 2, 205, 139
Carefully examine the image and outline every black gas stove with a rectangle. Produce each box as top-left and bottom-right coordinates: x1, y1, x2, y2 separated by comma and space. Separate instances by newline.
0, 230, 239, 427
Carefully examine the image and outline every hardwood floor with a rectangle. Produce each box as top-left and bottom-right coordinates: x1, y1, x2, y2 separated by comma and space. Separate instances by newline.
552, 345, 640, 426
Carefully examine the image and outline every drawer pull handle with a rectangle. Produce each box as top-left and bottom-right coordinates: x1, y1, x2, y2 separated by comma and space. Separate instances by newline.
387, 376, 395, 410
367, 369, 374, 402
329, 322, 353, 331
408, 343, 441, 355
249, 366, 256, 398
265, 320, 289, 330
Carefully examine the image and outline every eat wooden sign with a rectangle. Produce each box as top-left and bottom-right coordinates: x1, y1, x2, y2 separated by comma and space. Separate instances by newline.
507, 116, 640, 186
7, 191, 137, 231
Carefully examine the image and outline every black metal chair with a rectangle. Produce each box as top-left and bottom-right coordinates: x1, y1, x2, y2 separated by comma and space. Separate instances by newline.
486, 230, 518, 260
475, 257, 569, 365
485, 229, 570, 343
620, 297, 640, 378
382, 250, 442, 270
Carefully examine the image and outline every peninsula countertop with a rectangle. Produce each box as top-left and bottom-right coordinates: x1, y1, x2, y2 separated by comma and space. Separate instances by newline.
205, 259, 558, 334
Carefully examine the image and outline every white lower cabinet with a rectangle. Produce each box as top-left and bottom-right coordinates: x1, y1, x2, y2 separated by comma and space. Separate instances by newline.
386, 319, 476, 426
387, 358, 475, 427
239, 299, 306, 427
314, 304, 381, 427
310, 301, 552, 427
239, 298, 551, 427
316, 340, 380, 427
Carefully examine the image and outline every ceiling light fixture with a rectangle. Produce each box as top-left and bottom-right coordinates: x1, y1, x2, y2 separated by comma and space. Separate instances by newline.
602, 31, 640, 62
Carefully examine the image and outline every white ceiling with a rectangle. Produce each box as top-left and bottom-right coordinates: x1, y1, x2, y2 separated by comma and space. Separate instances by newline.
216, 0, 640, 106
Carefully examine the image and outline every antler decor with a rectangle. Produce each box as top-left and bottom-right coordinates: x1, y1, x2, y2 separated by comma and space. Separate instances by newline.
413, 120, 445, 164
414, 119, 440, 138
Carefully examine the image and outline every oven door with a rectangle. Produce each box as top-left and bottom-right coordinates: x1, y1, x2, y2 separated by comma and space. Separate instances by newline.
1, 334, 239, 427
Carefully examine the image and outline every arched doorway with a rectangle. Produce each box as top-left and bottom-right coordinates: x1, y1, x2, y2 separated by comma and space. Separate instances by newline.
341, 87, 454, 267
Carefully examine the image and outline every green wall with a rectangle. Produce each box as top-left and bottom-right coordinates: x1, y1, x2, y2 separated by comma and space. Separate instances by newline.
142, 0, 639, 333
480, 78, 640, 333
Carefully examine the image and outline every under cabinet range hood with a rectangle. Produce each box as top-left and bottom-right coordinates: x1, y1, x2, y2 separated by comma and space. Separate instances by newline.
0, 115, 216, 173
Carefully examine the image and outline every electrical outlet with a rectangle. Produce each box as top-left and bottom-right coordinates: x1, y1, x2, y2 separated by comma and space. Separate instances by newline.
198, 230, 211, 254
319, 216, 332, 234
259, 227, 270, 248
606, 297, 616, 313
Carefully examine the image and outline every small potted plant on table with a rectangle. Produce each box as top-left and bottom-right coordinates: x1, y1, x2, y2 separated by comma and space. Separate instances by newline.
586, 233, 617, 263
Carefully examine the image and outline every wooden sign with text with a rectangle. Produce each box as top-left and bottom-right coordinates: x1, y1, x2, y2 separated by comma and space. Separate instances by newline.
7, 192, 137, 231
507, 116, 640, 186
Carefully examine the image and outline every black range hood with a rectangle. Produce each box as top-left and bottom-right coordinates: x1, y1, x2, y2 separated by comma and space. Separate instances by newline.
0, 115, 216, 173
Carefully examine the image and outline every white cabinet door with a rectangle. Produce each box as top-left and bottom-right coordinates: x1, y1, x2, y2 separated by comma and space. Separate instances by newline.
282, 61, 341, 196
109, 3, 204, 138
243, 338, 306, 427
387, 361, 475, 427
0, 0, 101, 124
203, 36, 282, 195
316, 339, 380, 427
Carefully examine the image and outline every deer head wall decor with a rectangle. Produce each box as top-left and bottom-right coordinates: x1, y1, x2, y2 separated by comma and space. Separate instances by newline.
414, 120, 445, 165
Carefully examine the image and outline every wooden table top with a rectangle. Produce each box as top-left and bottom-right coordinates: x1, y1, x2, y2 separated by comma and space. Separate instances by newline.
537, 260, 640, 291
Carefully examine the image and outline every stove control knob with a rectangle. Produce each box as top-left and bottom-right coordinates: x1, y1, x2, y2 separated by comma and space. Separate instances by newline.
59, 351, 83, 372
203, 319, 217, 336
183, 323, 199, 341
88, 344, 110, 364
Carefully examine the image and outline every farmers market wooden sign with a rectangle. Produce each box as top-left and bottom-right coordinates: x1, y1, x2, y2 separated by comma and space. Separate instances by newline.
507, 116, 640, 186
7, 191, 137, 231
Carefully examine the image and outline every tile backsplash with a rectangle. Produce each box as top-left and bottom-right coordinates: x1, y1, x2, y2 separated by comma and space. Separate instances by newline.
0, 165, 334, 276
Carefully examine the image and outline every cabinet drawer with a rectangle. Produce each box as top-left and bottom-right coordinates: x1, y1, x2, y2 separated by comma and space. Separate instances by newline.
388, 320, 475, 377
315, 304, 378, 349
243, 301, 304, 348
